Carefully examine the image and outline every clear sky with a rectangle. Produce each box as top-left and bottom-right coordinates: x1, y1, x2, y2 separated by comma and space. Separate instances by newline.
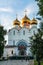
0, 0, 39, 30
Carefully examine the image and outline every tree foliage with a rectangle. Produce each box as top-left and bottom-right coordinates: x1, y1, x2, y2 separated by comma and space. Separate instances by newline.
39, 21, 43, 30
35, 0, 43, 17
0, 25, 7, 58
30, 25, 43, 65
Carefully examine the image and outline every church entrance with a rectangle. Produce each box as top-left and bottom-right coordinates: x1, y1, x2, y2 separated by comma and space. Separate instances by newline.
17, 40, 27, 55
19, 49, 26, 55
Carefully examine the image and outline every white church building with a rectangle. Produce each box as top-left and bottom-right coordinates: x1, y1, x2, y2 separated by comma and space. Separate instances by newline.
3, 14, 37, 58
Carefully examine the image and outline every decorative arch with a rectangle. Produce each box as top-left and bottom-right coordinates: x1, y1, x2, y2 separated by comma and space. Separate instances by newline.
16, 39, 28, 55
17, 39, 28, 46
17, 39, 28, 50
17, 39, 27, 55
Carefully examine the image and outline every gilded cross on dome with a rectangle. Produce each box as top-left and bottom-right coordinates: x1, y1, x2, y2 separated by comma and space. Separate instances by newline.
24, 10, 27, 16
16, 13, 18, 19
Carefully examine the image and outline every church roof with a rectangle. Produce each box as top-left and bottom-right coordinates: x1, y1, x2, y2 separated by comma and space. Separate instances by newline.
13, 18, 20, 25
31, 18, 37, 24
22, 15, 30, 20
21, 15, 30, 26
5, 45, 17, 48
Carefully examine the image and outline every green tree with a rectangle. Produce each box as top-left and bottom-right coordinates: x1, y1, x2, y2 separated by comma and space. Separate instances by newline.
35, 0, 43, 17
0, 25, 7, 58
39, 21, 43, 30
30, 29, 43, 65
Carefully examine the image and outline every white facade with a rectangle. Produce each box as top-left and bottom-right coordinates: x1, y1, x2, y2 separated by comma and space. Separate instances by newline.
3, 15, 38, 57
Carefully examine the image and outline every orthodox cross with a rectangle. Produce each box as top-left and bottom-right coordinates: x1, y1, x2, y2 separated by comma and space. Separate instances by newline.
24, 10, 27, 15
16, 13, 18, 19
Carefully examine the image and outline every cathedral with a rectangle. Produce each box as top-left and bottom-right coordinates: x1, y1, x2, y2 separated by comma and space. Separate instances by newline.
3, 14, 37, 58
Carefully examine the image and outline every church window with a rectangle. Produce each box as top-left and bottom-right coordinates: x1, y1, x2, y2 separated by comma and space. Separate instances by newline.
13, 40, 15, 45
23, 30, 25, 35
13, 31, 15, 35
11, 50, 13, 54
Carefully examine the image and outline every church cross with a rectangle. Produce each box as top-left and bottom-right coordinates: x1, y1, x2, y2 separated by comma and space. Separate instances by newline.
16, 13, 18, 19
24, 10, 27, 15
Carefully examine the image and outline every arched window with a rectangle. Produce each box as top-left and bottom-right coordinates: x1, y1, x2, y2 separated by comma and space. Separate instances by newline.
13, 40, 15, 45
11, 50, 13, 54
23, 30, 25, 35
13, 31, 15, 35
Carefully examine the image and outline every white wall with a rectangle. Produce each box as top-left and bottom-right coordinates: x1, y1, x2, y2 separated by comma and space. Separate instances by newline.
3, 47, 31, 57
8, 26, 37, 46
3, 47, 17, 57
5, 25, 37, 56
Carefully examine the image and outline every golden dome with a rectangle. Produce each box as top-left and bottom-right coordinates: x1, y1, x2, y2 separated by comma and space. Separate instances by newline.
31, 18, 37, 24
13, 18, 20, 25
21, 15, 30, 25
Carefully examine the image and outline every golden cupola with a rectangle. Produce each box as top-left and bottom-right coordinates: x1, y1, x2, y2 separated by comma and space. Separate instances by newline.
21, 15, 30, 27
13, 18, 20, 26
31, 18, 37, 24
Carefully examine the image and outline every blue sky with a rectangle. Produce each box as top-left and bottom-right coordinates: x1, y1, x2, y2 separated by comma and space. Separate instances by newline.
0, 0, 39, 30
